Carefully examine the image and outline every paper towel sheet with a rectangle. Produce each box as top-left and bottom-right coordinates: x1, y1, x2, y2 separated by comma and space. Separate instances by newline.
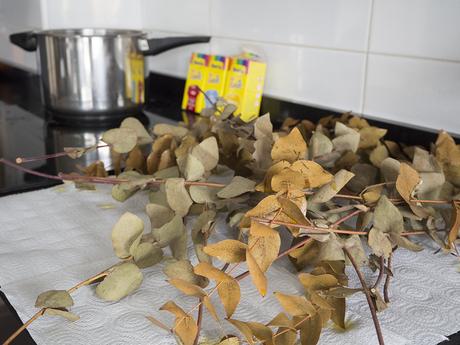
0, 185, 459, 345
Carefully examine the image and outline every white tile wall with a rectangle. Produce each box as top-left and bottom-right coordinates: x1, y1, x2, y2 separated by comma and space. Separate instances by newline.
141, 0, 210, 35
370, 0, 460, 61
211, 38, 365, 112
145, 30, 211, 78
364, 54, 460, 132
41, 0, 143, 30
0, 0, 459, 133
0, 0, 42, 70
211, 0, 372, 52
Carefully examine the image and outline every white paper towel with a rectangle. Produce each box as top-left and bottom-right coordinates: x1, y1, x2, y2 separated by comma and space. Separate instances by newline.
0, 185, 459, 345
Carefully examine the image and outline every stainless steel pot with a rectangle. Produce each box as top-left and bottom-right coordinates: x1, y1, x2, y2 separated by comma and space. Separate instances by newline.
10, 29, 209, 119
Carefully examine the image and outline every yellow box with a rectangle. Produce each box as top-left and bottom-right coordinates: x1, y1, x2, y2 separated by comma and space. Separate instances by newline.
223, 57, 266, 122
202, 55, 230, 108
182, 53, 209, 113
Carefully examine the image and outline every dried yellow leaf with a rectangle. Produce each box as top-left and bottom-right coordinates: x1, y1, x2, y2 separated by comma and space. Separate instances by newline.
246, 250, 267, 296
248, 222, 281, 272
290, 160, 333, 188
203, 240, 247, 263
160, 301, 197, 345
274, 292, 316, 317
271, 127, 307, 163
271, 168, 305, 192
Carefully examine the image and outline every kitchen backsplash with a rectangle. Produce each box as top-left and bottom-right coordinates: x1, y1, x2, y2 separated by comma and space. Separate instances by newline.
0, 0, 459, 134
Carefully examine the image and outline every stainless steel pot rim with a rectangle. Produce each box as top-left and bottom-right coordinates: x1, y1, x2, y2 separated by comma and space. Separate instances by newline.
38, 28, 145, 38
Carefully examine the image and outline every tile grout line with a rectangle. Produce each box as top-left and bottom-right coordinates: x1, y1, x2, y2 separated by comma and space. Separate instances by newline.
360, 0, 376, 115
145, 27, 460, 65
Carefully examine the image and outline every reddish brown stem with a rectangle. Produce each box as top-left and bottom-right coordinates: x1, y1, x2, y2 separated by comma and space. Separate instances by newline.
15, 145, 109, 164
332, 209, 364, 227
384, 252, 393, 303
193, 300, 204, 345
0, 158, 63, 181
343, 247, 385, 345
372, 256, 386, 289
252, 216, 438, 237
2, 263, 117, 345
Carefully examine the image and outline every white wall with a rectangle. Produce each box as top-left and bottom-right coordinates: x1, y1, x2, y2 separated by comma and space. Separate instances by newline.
143, 0, 460, 134
0, 0, 459, 134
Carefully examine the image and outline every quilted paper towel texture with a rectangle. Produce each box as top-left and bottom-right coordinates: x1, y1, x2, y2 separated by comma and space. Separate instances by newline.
0, 185, 459, 345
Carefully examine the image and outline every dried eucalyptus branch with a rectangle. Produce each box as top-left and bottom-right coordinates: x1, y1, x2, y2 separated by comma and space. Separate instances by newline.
3, 108, 460, 345
15, 144, 110, 164
3, 264, 118, 345
343, 247, 385, 345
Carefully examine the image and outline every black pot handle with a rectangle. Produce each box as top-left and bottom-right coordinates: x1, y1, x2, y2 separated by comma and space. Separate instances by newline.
10, 31, 38, 52
139, 36, 210, 56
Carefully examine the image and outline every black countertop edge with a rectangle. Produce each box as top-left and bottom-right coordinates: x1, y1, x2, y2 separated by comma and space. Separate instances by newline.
1, 61, 457, 147
145, 70, 458, 147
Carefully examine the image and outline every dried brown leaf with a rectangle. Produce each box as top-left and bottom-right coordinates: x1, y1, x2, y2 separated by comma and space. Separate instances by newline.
102, 128, 137, 153
271, 127, 307, 163
165, 178, 193, 217
248, 221, 281, 272
246, 250, 267, 296
290, 160, 333, 188
203, 240, 247, 263
310, 169, 355, 204
271, 168, 305, 192
191, 136, 219, 171
217, 176, 256, 198
96, 263, 143, 301
111, 212, 144, 259
274, 292, 316, 317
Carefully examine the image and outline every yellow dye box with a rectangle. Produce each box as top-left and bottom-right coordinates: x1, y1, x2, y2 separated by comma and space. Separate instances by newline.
181, 53, 209, 113
182, 53, 230, 114
223, 57, 266, 122
203, 55, 230, 107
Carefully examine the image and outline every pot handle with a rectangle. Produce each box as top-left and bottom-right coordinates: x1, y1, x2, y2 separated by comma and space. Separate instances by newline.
139, 36, 210, 56
10, 31, 38, 52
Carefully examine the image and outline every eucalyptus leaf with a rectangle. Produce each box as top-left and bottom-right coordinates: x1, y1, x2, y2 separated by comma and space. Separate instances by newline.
343, 235, 368, 267
148, 185, 169, 207
310, 169, 355, 204
102, 128, 137, 153
191, 136, 219, 171
165, 178, 193, 216
309, 131, 333, 158
332, 122, 360, 153
192, 210, 216, 263
111, 212, 144, 259
153, 215, 185, 248
189, 185, 218, 204
44, 308, 80, 322
146, 203, 174, 229
163, 259, 208, 287
120, 117, 153, 145
153, 166, 180, 179
111, 171, 145, 202
217, 176, 256, 198
133, 242, 163, 268
177, 154, 205, 181
35, 290, 73, 309
153, 123, 188, 139
96, 263, 143, 301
